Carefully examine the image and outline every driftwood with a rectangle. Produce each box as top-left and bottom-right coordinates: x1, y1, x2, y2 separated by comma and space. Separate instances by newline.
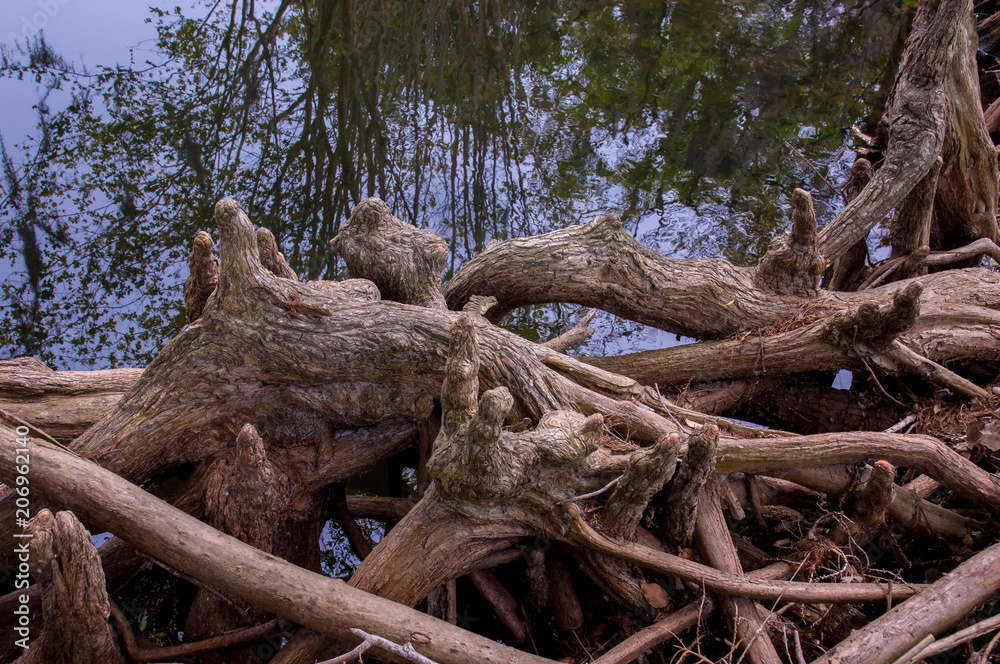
0, 415, 554, 664
13, 509, 126, 664
0, 0, 999, 661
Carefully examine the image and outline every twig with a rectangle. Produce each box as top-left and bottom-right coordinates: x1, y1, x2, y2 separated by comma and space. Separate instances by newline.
906, 611, 1000, 660
319, 638, 372, 664
782, 624, 808, 664
884, 413, 917, 433
555, 474, 624, 505
856, 352, 909, 409
110, 599, 284, 663
784, 140, 845, 201
136, 551, 248, 617
590, 597, 718, 664
893, 633, 934, 664
318, 628, 439, 664
654, 383, 684, 430
880, 340, 990, 401
543, 308, 598, 352
980, 627, 1000, 660
561, 504, 923, 604
791, 629, 806, 664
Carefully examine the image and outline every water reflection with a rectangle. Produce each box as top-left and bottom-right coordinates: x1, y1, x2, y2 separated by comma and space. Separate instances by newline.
0, 0, 904, 365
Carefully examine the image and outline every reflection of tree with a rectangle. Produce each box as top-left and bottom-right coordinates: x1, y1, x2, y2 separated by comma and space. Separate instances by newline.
0, 0, 900, 366
544, 0, 904, 262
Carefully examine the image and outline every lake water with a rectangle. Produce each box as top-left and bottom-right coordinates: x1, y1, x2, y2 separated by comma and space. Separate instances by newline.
0, 0, 904, 367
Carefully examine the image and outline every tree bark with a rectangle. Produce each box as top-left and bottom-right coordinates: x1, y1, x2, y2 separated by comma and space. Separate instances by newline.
0, 415, 554, 664
14, 510, 126, 664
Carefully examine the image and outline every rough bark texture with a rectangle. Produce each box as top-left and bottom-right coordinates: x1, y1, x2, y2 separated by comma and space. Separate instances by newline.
753, 189, 824, 296
0, 418, 554, 664
14, 510, 126, 664
663, 425, 719, 547
185, 230, 220, 323
1, 4, 999, 658
695, 482, 782, 664
809, 540, 1000, 664
331, 197, 449, 309
929, 0, 999, 254
183, 423, 294, 664
0, 358, 141, 442
256, 226, 298, 280
890, 157, 943, 280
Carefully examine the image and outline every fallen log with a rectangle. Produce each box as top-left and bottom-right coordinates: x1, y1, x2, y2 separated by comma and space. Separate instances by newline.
0, 413, 555, 664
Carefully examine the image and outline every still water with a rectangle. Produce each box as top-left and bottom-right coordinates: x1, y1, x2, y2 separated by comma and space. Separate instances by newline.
1, 0, 904, 366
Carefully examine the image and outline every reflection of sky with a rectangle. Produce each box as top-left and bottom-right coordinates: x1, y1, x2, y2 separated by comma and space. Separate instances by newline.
1, 3, 185, 369
1, 0, 160, 142
1, 2, 893, 369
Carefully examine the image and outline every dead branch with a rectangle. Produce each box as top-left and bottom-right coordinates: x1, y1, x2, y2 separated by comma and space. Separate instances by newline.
560, 503, 920, 604
807, 540, 1000, 664
694, 480, 783, 664
0, 416, 555, 664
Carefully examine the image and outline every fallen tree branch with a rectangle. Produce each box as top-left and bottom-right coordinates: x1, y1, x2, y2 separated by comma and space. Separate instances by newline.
318, 628, 440, 664
542, 308, 598, 352
808, 539, 1000, 664
559, 503, 921, 604
774, 465, 972, 541
715, 431, 1000, 513
906, 611, 1000, 661
694, 481, 782, 664
589, 562, 799, 664
0, 414, 556, 664
0, 358, 142, 442
877, 339, 990, 400
109, 601, 283, 664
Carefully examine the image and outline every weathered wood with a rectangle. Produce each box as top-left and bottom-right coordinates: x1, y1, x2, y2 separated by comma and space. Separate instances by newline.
184, 423, 293, 664
443, 204, 1000, 352
470, 570, 527, 646
820, 0, 995, 262
330, 483, 374, 560
184, 230, 220, 323
930, 0, 999, 256
560, 503, 920, 604
753, 189, 824, 297
890, 157, 943, 280
829, 460, 894, 548
256, 226, 297, 280
575, 433, 678, 613
663, 425, 719, 547
774, 465, 972, 540
15, 510, 126, 664
330, 197, 449, 309
715, 431, 1000, 513
582, 282, 987, 389
541, 308, 597, 352
808, 540, 1000, 664
343, 495, 417, 521
0, 417, 555, 664
547, 552, 584, 633
444, 0, 998, 342
0, 3, 996, 662
0, 358, 142, 442
347, 316, 650, 607
695, 481, 782, 664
